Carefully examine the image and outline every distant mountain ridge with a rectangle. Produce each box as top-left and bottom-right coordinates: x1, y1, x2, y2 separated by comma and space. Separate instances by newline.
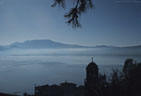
0, 39, 141, 50
7, 39, 89, 49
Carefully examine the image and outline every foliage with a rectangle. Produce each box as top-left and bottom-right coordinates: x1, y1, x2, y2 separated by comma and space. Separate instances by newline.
52, 0, 94, 28
86, 58, 141, 96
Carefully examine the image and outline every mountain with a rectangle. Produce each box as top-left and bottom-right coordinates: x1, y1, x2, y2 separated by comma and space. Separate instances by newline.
0, 39, 141, 50
95, 45, 118, 48
122, 45, 141, 49
0, 46, 7, 50
8, 39, 89, 49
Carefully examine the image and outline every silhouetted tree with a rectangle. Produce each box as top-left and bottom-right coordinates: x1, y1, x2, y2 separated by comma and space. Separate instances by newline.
98, 74, 108, 96
123, 58, 135, 78
33, 58, 141, 96
84, 58, 141, 96
52, 0, 94, 27
120, 58, 141, 96
124, 62, 141, 96
109, 69, 122, 96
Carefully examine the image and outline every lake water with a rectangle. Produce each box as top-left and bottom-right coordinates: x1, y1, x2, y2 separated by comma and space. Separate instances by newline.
0, 48, 140, 94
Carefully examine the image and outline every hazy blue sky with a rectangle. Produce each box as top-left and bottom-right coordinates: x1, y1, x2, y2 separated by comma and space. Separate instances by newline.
0, 0, 140, 46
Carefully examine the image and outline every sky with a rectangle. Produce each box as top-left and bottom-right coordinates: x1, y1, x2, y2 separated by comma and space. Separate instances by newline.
0, 0, 140, 46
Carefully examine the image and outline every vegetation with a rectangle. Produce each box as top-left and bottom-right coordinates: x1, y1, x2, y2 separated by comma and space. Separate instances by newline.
28, 58, 141, 96
86, 58, 141, 96
52, 0, 94, 27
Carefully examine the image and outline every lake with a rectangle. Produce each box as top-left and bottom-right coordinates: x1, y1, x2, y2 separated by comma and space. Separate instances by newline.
0, 48, 140, 94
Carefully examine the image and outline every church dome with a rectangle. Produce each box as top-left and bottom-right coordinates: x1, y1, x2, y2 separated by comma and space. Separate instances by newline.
85, 57, 99, 83
86, 58, 98, 70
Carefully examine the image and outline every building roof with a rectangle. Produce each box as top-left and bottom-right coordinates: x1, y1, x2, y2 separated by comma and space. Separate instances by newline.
86, 57, 98, 70
87, 61, 97, 69
0, 93, 17, 96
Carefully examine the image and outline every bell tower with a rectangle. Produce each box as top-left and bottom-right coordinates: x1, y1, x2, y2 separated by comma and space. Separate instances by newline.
85, 57, 99, 96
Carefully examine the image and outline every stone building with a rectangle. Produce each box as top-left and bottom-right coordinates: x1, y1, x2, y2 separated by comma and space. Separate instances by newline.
85, 57, 100, 96
0, 93, 18, 96
34, 57, 101, 96
34, 82, 85, 96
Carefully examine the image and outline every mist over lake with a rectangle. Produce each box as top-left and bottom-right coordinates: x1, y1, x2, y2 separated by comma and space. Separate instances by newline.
0, 48, 141, 94
0, 0, 140, 95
